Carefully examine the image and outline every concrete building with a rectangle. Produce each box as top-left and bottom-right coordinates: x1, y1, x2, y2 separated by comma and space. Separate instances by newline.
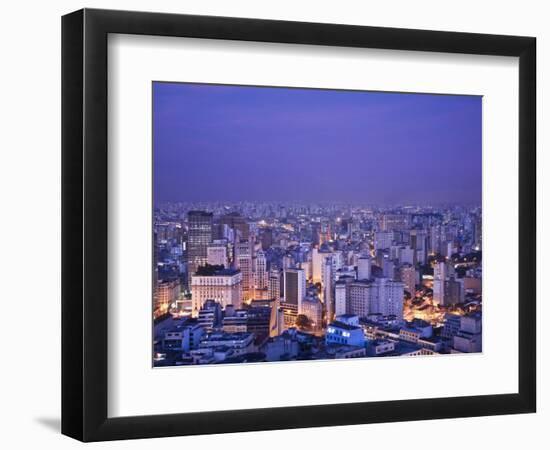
163, 323, 204, 352
254, 250, 268, 292
284, 268, 306, 312
348, 278, 404, 319
197, 299, 222, 331
155, 278, 180, 319
187, 211, 213, 282
235, 239, 254, 303
357, 256, 372, 280
374, 231, 394, 251
399, 263, 416, 295
191, 266, 242, 315
433, 261, 447, 305
206, 240, 228, 267
453, 313, 482, 353
326, 319, 365, 347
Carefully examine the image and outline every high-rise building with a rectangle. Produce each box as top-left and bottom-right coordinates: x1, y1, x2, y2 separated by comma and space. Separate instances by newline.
254, 250, 268, 292
398, 246, 415, 266
444, 277, 465, 305
322, 257, 334, 323
380, 213, 410, 232
399, 263, 416, 295
261, 228, 273, 250
312, 248, 331, 283
374, 231, 394, 251
220, 212, 250, 241
235, 239, 254, 303
348, 278, 404, 319
433, 261, 446, 305
410, 229, 427, 265
268, 267, 282, 302
187, 211, 213, 283
190, 266, 242, 315
284, 268, 306, 312
300, 296, 323, 332
357, 256, 372, 280
335, 276, 353, 316
155, 279, 180, 319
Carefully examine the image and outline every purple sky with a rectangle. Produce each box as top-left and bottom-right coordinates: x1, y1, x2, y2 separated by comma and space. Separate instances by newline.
153, 82, 481, 205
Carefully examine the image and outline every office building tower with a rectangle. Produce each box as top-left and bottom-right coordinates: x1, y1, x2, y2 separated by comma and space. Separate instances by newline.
235, 239, 254, 303
268, 267, 282, 302
444, 277, 465, 305
187, 211, 213, 283
219, 212, 250, 241
284, 268, 306, 312
433, 261, 446, 305
322, 257, 335, 323
254, 250, 268, 291
261, 227, 273, 250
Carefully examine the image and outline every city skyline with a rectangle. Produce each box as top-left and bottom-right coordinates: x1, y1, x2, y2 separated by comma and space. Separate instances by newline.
153, 82, 482, 205
152, 83, 482, 367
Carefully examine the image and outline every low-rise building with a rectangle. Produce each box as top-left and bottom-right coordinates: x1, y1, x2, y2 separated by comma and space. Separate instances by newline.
326, 320, 365, 347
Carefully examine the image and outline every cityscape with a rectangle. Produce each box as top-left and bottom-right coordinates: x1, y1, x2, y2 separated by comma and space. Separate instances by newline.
152, 82, 482, 367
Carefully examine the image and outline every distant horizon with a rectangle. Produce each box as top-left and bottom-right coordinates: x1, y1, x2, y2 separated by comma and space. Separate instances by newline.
154, 82, 482, 205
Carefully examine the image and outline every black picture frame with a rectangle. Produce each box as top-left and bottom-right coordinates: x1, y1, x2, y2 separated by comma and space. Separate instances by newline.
62, 8, 536, 442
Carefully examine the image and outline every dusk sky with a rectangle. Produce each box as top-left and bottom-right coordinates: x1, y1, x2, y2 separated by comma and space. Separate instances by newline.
153, 82, 481, 205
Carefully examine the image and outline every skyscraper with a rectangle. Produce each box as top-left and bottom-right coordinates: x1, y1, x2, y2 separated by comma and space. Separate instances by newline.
284, 268, 306, 312
433, 261, 447, 305
235, 239, 254, 304
254, 250, 268, 291
220, 212, 249, 241
399, 263, 416, 295
357, 256, 372, 281
322, 257, 334, 324
348, 278, 404, 319
268, 267, 282, 302
187, 211, 213, 283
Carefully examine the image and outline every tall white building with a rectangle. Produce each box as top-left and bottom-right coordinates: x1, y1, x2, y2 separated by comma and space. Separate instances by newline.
348, 278, 404, 319
399, 263, 416, 295
398, 246, 415, 265
191, 268, 243, 316
312, 248, 332, 283
254, 250, 268, 291
433, 261, 447, 305
357, 256, 372, 280
335, 278, 353, 316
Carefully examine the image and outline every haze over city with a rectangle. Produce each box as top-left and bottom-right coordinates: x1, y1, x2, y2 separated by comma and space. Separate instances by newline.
153, 82, 481, 205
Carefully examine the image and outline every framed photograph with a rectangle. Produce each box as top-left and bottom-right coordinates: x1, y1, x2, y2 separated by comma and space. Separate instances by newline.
62, 8, 536, 442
